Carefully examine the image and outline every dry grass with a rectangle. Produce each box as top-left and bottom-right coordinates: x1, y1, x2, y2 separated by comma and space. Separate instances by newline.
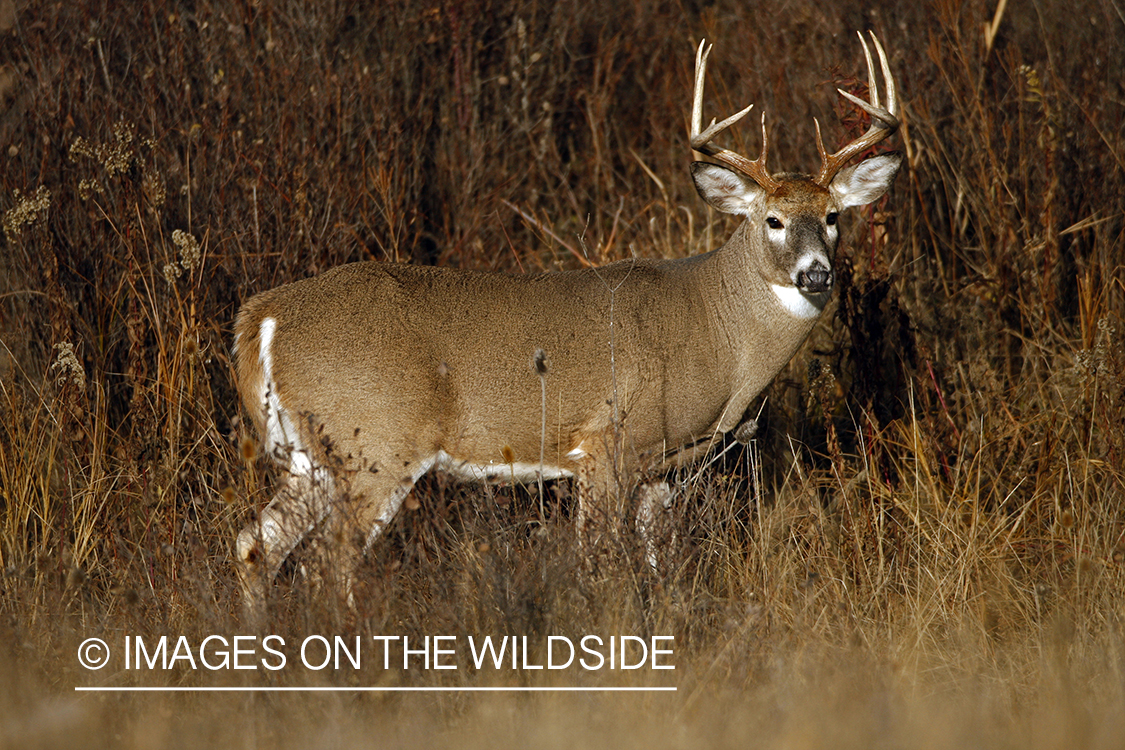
2, 0, 1124, 747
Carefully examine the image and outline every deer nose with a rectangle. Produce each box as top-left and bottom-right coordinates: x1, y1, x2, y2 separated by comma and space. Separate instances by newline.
797, 264, 832, 293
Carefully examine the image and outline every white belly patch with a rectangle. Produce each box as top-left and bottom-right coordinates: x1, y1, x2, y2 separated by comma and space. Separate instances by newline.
433, 451, 574, 483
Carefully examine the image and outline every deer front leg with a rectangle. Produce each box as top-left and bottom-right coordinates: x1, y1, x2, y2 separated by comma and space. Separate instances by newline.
636, 480, 675, 571
574, 449, 633, 574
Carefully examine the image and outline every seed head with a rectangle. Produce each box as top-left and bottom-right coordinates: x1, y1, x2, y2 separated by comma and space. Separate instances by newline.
3, 185, 50, 241
240, 436, 257, 462
533, 348, 548, 376
172, 229, 201, 271
50, 342, 86, 391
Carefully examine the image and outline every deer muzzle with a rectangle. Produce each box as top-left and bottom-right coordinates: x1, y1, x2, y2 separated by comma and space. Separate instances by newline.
797, 262, 832, 294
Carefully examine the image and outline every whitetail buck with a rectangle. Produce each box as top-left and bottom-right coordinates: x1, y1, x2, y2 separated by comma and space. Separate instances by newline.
234, 33, 900, 610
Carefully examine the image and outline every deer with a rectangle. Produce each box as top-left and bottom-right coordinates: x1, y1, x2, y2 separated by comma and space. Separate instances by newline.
233, 32, 900, 613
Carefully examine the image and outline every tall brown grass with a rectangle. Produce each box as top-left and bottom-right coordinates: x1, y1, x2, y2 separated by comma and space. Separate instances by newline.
1, 0, 1123, 747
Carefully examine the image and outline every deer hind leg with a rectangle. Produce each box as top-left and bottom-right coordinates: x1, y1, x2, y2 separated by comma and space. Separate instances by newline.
308, 453, 436, 609
236, 460, 337, 620
237, 452, 431, 617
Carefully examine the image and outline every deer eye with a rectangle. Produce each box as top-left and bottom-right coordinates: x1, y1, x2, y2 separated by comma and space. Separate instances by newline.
766, 217, 784, 229
826, 212, 839, 226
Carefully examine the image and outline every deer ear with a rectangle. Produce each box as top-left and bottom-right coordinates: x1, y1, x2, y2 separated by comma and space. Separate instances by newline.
829, 153, 902, 209
691, 162, 765, 216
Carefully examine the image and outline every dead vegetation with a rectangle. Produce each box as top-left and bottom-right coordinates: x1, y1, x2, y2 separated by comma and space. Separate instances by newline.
1, 0, 1123, 747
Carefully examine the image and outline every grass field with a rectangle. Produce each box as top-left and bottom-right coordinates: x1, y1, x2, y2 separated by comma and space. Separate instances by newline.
2, 0, 1124, 747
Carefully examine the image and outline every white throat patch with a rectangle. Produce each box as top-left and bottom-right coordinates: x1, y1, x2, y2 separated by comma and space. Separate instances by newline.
770, 284, 824, 319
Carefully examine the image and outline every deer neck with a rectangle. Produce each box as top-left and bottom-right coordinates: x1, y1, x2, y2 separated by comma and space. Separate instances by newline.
703, 219, 830, 427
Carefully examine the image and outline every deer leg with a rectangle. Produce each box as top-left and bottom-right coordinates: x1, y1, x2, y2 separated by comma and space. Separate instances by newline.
236, 464, 337, 622
306, 453, 436, 609
635, 480, 675, 571
575, 451, 631, 573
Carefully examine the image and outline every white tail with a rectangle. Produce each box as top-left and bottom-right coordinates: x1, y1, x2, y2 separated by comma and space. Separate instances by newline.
234, 32, 901, 611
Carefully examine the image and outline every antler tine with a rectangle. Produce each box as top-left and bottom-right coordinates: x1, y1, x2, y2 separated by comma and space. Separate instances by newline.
690, 39, 779, 193
690, 40, 712, 142
814, 31, 900, 187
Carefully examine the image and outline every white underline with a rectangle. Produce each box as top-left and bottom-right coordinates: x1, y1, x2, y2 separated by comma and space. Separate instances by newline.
75, 686, 676, 693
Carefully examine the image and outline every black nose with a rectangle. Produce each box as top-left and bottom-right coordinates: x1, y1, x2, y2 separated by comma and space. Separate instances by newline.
797, 266, 832, 293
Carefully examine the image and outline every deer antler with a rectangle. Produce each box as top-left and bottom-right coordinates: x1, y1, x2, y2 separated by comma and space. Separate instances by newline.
813, 31, 900, 187
690, 40, 780, 193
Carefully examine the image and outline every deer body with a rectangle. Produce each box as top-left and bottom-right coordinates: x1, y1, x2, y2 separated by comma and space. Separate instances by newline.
234, 34, 901, 611
237, 223, 822, 480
